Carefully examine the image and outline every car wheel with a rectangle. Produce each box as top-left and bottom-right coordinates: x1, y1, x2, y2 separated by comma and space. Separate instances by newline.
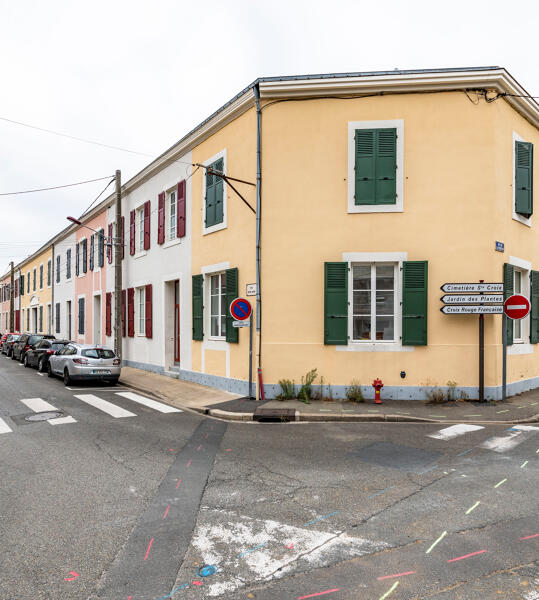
107, 377, 120, 386
63, 369, 71, 386
38, 358, 46, 373
47, 363, 54, 378
23, 355, 29, 368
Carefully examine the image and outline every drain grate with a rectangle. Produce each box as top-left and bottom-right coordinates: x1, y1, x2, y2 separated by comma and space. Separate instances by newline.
25, 411, 64, 422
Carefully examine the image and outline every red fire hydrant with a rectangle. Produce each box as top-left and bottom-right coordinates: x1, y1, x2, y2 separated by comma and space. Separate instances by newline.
372, 378, 384, 404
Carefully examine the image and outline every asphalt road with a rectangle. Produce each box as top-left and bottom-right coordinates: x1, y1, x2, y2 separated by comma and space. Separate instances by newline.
0, 355, 537, 600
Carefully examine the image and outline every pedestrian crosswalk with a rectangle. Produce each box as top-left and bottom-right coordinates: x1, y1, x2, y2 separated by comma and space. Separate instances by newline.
0, 391, 183, 434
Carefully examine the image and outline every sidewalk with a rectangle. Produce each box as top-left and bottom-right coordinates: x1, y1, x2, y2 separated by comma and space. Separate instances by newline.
120, 367, 539, 424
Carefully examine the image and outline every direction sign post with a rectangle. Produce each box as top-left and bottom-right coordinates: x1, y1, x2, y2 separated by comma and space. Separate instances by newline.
229, 297, 254, 400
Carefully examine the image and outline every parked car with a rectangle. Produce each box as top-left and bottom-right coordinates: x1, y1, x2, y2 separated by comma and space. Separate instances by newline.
48, 344, 121, 386
2, 334, 20, 357
0, 332, 16, 352
12, 333, 55, 362
24, 339, 70, 372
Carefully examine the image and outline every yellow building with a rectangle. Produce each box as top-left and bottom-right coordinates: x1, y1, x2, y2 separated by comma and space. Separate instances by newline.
18, 243, 53, 335
186, 66, 539, 400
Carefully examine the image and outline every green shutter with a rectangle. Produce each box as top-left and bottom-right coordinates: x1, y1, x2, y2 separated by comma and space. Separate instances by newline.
402, 261, 428, 346
354, 128, 397, 205
225, 267, 239, 343
205, 159, 224, 227
192, 274, 203, 341
205, 169, 216, 228
503, 263, 514, 346
355, 130, 376, 204
324, 262, 348, 345
376, 129, 397, 204
530, 271, 539, 344
515, 141, 533, 217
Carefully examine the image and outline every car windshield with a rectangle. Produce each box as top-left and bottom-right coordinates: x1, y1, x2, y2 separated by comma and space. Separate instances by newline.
51, 343, 67, 351
28, 336, 43, 345
82, 348, 116, 359
11, 335, 20, 341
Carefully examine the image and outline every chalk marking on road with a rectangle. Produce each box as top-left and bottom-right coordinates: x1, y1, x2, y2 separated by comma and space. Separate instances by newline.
368, 486, 394, 499
496, 409, 510, 413
163, 505, 170, 519
143, 537, 154, 561
115, 391, 182, 413
447, 549, 486, 562
429, 415, 447, 418
536, 448, 539, 453
73, 394, 136, 418
428, 424, 484, 441
425, 530, 447, 553
237, 542, 268, 557
319, 409, 331, 412
530, 402, 538, 406
465, 501, 480, 515
368, 410, 380, 413
196, 444, 202, 451
463, 414, 481, 417
494, 478, 507, 488
157, 582, 189, 599
205, 433, 209, 438
379, 581, 399, 600
479, 425, 539, 453
0, 418, 13, 434
377, 571, 415, 580
186, 458, 192, 468
297, 589, 341, 599
191, 580, 202, 586
456, 449, 472, 456
520, 533, 539, 540
417, 465, 438, 475
176, 479, 182, 489
521, 461, 529, 468
303, 511, 339, 526
64, 571, 80, 581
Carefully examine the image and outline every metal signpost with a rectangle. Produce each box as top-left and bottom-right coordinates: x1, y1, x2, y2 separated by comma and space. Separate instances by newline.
502, 294, 531, 401
229, 297, 254, 399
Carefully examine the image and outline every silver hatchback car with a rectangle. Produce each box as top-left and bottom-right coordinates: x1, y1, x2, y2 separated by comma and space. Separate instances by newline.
48, 343, 121, 386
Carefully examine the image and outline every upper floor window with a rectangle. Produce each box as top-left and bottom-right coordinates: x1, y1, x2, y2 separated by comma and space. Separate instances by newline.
138, 206, 145, 251
39, 265, 43, 289
514, 139, 533, 221
204, 154, 225, 232
47, 260, 51, 286
33, 268, 36, 291
168, 189, 177, 240
66, 249, 72, 280
56, 256, 60, 283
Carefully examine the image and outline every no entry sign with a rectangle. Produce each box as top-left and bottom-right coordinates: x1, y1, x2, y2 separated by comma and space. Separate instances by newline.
503, 294, 530, 320
229, 297, 252, 321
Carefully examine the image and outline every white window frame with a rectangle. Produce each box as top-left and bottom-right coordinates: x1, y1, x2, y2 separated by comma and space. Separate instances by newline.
512, 131, 532, 227
137, 286, 146, 336
202, 149, 227, 235
65, 251, 71, 281
167, 188, 177, 241
207, 272, 227, 340
47, 260, 52, 288
137, 206, 145, 252
508, 255, 532, 354
347, 120, 404, 214
337, 252, 413, 353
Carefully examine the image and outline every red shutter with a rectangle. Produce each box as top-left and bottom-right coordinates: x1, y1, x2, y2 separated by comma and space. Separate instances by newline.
15, 310, 20, 331
130, 210, 136, 255
143, 200, 151, 250
120, 216, 125, 260
121, 289, 126, 336
127, 287, 134, 337
107, 224, 113, 264
158, 193, 165, 244
145, 283, 153, 338
177, 180, 186, 238
105, 292, 112, 336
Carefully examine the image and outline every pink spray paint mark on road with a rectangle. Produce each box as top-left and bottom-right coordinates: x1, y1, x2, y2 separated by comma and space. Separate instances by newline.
143, 538, 154, 561
297, 589, 340, 599
225, 449, 232, 452
377, 570, 415, 580
205, 433, 209, 439
163, 505, 170, 519
186, 459, 192, 468
64, 571, 80, 581
447, 549, 486, 563
176, 478, 182, 489
520, 533, 539, 540
169, 449, 174, 452
196, 444, 202, 451
285, 543, 295, 549
192, 580, 203, 586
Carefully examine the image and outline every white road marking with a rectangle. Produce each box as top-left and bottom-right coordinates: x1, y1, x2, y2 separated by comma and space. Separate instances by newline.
479, 425, 539, 453
115, 392, 182, 413
0, 418, 13, 434
428, 424, 484, 440
73, 394, 136, 418
36, 372, 45, 376
19, 397, 77, 425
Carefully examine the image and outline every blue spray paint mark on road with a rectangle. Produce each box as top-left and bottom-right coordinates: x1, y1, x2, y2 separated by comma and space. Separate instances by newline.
303, 511, 339, 527
417, 465, 438, 475
456, 449, 472, 456
237, 542, 268, 557
198, 564, 218, 577
368, 486, 395, 499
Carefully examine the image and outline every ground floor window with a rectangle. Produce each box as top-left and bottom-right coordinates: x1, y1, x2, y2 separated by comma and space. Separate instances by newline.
137, 287, 145, 335
351, 263, 396, 342
512, 267, 530, 342
210, 273, 226, 338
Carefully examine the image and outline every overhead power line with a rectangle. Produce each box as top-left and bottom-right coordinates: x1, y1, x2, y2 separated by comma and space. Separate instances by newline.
0, 116, 155, 157
0, 175, 114, 196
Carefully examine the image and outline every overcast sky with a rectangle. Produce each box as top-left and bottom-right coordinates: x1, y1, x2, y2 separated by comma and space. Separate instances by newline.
1, 0, 538, 275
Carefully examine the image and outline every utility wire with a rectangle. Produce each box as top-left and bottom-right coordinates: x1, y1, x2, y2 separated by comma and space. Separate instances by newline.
0, 116, 155, 157
80, 177, 115, 217
0, 175, 114, 196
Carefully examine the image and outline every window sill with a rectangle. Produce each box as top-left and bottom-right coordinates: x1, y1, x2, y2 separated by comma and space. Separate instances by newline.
203, 221, 227, 236
348, 203, 403, 214
163, 238, 182, 249
512, 213, 532, 227
336, 342, 414, 352
134, 251, 148, 260
508, 342, 533, 355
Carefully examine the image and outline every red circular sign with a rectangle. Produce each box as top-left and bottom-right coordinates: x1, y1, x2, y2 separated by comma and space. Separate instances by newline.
503, 294, 530, 320
230, 297, 252, 321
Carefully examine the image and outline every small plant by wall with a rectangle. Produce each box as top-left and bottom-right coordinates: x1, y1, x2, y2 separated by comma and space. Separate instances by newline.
277, 379, 295, 400
298, 368, 318, 404
345, 379, 364, 403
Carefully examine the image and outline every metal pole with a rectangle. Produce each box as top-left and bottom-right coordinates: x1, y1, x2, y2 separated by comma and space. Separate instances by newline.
479, 280, 484, 402
114, 170, 122, 358
9, 261, 14, 332
248, 319, 253, 399
502, 313, 507, 401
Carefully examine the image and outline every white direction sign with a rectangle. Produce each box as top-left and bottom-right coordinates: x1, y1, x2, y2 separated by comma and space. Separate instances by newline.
441, 294, 503, 304
232, 320, 250, 328
441, 305, 503, 314
441, 283, 504, 293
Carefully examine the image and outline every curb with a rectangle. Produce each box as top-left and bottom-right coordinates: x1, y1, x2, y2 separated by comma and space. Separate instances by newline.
119, 379, 539, 425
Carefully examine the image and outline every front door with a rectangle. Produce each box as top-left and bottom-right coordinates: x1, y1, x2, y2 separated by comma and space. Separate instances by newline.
93, 295, 101, 345
67, 301, 72, 340
174, 280, 180, 364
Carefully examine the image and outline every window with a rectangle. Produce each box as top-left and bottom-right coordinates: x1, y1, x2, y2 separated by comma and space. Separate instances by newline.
66, 249, 72, 279
514, 139, 533, 219
39, 264, 43, 289
47, 260, 51, 286
20, 274, 24, 296
27, 272, 30, 294
26, 308, 29, 330
352, 264, 396, 342
138, 207, 144, 251
56, 256, 60, 283
78, 298, 85, 334
169, 190, 177, 240
75, 243, 80, 276
210, 273, 226, 338
89, 234, 95, 271
204, 156, 225, 230
98, 229, 105, 267
348, 120, 404, 214
39, 306, 43, 332
137, 287, 145, 334
33, 268, 36, 291
82, 348, 115, 359
82, 238, 88, 273
55, 303, 60, 334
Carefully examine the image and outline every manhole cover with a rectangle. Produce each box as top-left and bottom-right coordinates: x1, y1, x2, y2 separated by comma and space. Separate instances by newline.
25, 411, 64, 422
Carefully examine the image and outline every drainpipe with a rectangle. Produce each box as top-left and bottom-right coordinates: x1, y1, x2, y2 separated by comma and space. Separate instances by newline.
254, 84, 262, 347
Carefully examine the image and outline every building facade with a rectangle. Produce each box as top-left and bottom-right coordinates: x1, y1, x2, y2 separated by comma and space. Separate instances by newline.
18, 245, 53, 336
